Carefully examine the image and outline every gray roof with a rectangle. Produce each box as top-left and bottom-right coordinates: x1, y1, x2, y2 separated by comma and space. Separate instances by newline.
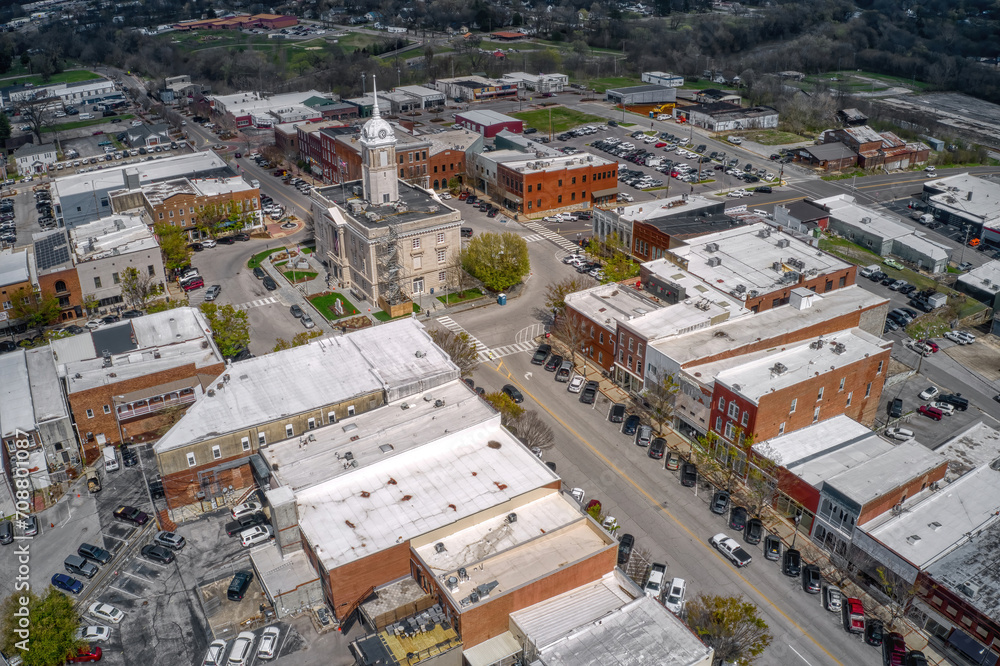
606, 84, 674, 94
783, 200, 828, 223
457, 109, 520, 126
0, 349, 35, 437
25, 346, 69, 425
13, 142, 55, 157
0, 249, 30, 287
802, 142, 857, 161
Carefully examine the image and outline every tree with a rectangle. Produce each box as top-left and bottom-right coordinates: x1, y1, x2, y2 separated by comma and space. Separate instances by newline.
461, 232, 530, 293
195, 201, 256, 239
119, 266, 162, 310
544, 276, 586, 314
428, 328, 479, 377
551, 311, 590, 367
1, 588, 83, 666
272, 330, 323, 352
742, 444, 782, 517
14, 96, 55, 143
199, 303, 250, 358
686, 594, 772, 666
509, 411, 554, 450
0, 113, 10, 142
154, 223, 193, 271
586, 231, 639, 283
82, 293, 100, 316
9, 287, 60, 336
642, 372, 679, 435
482, 391, 525, 429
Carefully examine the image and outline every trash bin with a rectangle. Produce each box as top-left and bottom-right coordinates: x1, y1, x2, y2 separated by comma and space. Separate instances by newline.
498, 293, 507, 306
430, 287, 434, 294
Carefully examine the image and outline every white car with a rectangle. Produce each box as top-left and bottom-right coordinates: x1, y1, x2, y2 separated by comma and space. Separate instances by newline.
75, 625, 112, 643
542, 216, 560, 223
958, 331, 976, 344
645, 562, 666, 598
201, 239, 217, 248
663, 578, 686, 614
570, 487, 585, 504
232, 501, 262, 519
930, 401, 955, 415
919, 386, 939, 401
944, 331, 968, 344
884, 427, 914, 441
710, 533, 752, 567
203, 640, 228, 666
568, 375, 585, 393
241, 525, 274, 547
562, 254, 582, 264
227, 631, 256, 666
88, 603, 124, 624
85, 320, 104, 330
257, 626, 280, 660
439, 192, 452, 200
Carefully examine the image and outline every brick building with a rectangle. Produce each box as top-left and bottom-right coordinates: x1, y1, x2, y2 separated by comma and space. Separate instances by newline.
33, 229, 84, 322
592, 194, 729, 256
820, 125, 930, 170
494, 153, 619, 215
455, 109, 523, 138
51, 308, 225, 463
0, 248, 37, 335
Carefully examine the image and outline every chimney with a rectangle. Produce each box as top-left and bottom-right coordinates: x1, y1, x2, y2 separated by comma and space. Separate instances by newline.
967, 191, 972, 201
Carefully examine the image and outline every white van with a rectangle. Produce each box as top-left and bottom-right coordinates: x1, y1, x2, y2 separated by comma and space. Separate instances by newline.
859, 264, 880, 279
103, 445, 119, 472
727, 136, 742, 144
79, 113, 93, 120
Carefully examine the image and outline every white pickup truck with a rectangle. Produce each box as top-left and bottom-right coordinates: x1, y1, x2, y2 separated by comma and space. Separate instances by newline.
644, 562, 666, 599
711, 533, 752, 567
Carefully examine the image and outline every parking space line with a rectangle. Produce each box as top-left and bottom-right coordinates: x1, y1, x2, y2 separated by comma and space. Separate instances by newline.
123, 570, 157, 583
106, 586, 141, 598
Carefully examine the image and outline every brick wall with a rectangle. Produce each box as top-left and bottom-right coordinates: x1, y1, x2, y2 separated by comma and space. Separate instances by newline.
631, 220, 675, 261
857, 460, 947, 525
499, 161, 618, 215
327, 541, 413, 620
162, 458, 254, 510
918, 572, 1000, 652
561, 307, 615, 373
149, 188, 260, 241
429, 149, 465, 190
38, 266, 83, 321
744, 266, 857, 313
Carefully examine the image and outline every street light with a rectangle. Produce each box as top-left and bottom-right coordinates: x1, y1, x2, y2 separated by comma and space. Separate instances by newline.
790, 511, 803, 550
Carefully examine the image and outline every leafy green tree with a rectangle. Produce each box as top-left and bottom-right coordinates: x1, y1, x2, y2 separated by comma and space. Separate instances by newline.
154, 223, 193, 271
196, 201, 256, 239
428, 328, 479, 377
460, 232, 530, 293
199, 303, 250, 358
586, 231, 639, 283
272, 330, 322, 352
686, 594, 772, 666
119, 266, 162, 310
482, 391, 524, 428
1, 588, 83, 666
0, 113, 10, 142
10, 287, 60, 336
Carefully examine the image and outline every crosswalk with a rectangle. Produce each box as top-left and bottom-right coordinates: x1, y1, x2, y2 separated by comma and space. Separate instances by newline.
522, 234, 543, 243
489, 340, 538, 358
521, 221, 581, 253
436, 316, 538, 362
235, 296, 279, 310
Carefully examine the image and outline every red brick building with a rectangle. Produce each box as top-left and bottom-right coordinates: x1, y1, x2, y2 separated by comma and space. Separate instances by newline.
494, 153, 618, 215
33, 229, 84, 322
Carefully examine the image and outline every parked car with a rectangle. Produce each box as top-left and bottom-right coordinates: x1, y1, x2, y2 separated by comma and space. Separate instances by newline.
531, 344, 551, 365
917, 405, 943, 421
938, 393, 969, 411
78, 543, 112, 565
711, 491, 730, 515
580, 380, 599, 404
930, 401, 955, 415
609, 403, 626, 423
113, 505, 148, 525
227, 631, 256, 666
51, 573, 84, 594
864, 618, 884, 645
764, 534, 781, 561
889, 398, 904, 418
544, 354, 563, 372
568, 375, 585, 393
227, 570, 254, 601
204, 284, 222, 301
885, 427, 914, 441
729, 506, 748, 531
649, 437, 666, 459
882, 632, 908, 665
644, 562, 667, 597
75, 626, 111, 643
253, 266, 266, 279
783, 548, 802, 577
67, 646, 102, 663
257, 626, 281, 660
153, 531, 186, 550
665, 451, 681, 471
918, 386, 939, 400
824, 585, 844, 612
88, 602, 124, 624
240, 525, 274, 547
663, 577, 686, 614
262, 276, 277, 291
745, 518, 763, 544
635, 424, 653, 447
622, 414, 640, 435
141, 544, 175, 564
617, 533, 634, 566
802, 563, 822, 594
680, 463, 697, 487
502, 384, 524, 404
710, 533, 752, 567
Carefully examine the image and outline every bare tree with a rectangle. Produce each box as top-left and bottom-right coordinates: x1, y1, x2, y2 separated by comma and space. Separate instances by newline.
642, 372, 679, 436
843, 545, 921, 630
551, 310, 591, 368
741, 443, 782, 517
14, 95, 56, 142
544, 276, 586, 314
428, 328, 479, 377
510, 411, 554, 450
119, 266, 163, 310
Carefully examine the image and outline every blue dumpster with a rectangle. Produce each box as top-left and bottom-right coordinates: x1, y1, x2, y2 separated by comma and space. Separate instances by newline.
497, 293, 507, 306
430, 287, 435, 294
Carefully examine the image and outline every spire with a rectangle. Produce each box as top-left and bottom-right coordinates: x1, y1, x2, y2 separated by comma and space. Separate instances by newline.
371, 74, 380, 119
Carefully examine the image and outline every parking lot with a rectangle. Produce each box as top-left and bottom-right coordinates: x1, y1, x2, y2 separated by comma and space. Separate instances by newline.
878, 369, 985, 449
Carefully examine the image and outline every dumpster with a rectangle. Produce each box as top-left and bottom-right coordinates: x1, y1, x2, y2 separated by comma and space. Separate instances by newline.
498, 293, 507, 306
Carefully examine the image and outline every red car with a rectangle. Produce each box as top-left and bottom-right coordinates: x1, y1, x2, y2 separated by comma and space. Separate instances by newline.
458, 191, 469, 201
919, 339, 939, 352
918, 405, 943, 421
655, 142, 667, 148
181, 278, 204, 291
68, 646, 102, 662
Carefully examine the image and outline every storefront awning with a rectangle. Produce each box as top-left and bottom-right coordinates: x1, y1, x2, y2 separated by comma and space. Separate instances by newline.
592, 187, 619, 198
503, 192, 523, 203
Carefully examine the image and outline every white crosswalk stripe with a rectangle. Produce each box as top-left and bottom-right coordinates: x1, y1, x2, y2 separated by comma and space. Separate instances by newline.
522, 234, 543, 243
438, 316, 537, 362
235, 296, 278, 310
436, 316, 488, 353
522, 221, 581, 253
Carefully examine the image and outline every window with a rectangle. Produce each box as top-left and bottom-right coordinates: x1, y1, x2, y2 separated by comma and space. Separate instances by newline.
2, 302, 9, 311
328, 411, 337, 424
413, 277, 424, 293
718, 397, 726, 410
825, 280, 833, 292
715, 416, 722, 432
187, 452, 196, 467
527, 184, 532, 193
813, 406, 821, 423
724, 422, 736, 439
789, 398, 797, 413
86, 409, 94, 418
571, 176, 576, 185
257, 432, 266, 446
438, 270, 446, 282
348, 405, 356, 416
778, 422, 786, 435
839, 276, 846, 288
308, 418, 316, 430
112, 272, 120, 285
436, 232, 445, 244
148, 265, 155, 276
877, 360, 883, 374
94, 277, 102, 288
537, 183, 542, 191
558, 179, 563, 187
212, 445, 221, 460
412, 238, 421, 249
285, 424, 293, 438
865, 382, 872, 398
628, 338, 634, 352
846, 392, 853, 407
741, 411, 749, 427
557, 195, 562, 203
817, 387, 824, 401
241, 437, 251, 451
103, 405, 111, 414
727, 402, 739, 419
437, 249, 446, 263
599, 332, 604, 344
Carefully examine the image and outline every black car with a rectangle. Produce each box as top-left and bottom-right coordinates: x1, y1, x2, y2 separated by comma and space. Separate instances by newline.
0, 340, 16, 354
899, 284, 917, 295
729, 506, 748, 531
802, 563, 821, 594
783, 548, 802, 577
253, 266, 266, 279
711, 491, 730, 515
544, 354, 563, 372
531, 344, 551, 365
617, 533, 634, 566
889, 398, 903, 418
188, 242, 203, 251
580, 380, 599, 404
904, 651, 928, 666
938, 393, 969, 411
609, 403, 626, 423
225, 512, 268, 537
622, 414, 640, 435
763, 534, 781, 560
141, 544, 175, 564
101, 315, 120, 325
121, 444, 138, 467
217, 236, 236, 245
290, 304, 304, 318
0, 521, 12, 545
502, 384, 524, 403
228, 571, 254, 601
78, 543, 112, 565
755, 186, 772, 193
745, 518, 763, 544
233, 233, 250, 241
648, 437, 666, 459
262, 276, 277, 291
864, 618, 884, 647
680, 462, 697, 487
121, 310, 143, 319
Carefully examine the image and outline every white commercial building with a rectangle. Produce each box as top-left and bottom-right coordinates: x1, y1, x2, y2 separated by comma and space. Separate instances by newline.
642, 71, 684, 87
211, 90, 327, 129
69, 213, 166, 308
501, 72, 569, 93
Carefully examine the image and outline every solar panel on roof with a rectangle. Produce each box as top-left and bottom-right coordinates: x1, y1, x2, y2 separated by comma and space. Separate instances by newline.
33, 230, 70, 271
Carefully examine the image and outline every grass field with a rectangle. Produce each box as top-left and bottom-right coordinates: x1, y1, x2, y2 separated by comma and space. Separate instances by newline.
373, 303, 420, 321
42, 114, 135, 134
247, 247, 285, 269
511, 107, 606, 133
740, 129, 811, 146
283, 270, 317, 282
799, 70, 930, 93
679, 79, 727, 90
310, 292, 359, 320
436, 288, 484, 305
576, 76, 639, 93
0, 69, 99, 88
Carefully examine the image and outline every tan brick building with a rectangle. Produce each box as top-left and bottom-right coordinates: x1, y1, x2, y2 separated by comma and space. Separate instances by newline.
32, 229, 85, 322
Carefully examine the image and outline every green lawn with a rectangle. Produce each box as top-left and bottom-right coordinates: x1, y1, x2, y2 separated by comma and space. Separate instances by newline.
511, 107, 606, 134
283, 270, 317, 282
247, 247, 285, 269
679, 79, 726, 90
373, 303, 421, 321
310, 292, 360, 320
740, 129, 811, 146
1, 69, 99, 88
436, 288, 484, 305
42, 115, 135, 134
799, 70, 930, 94
576, 76, 640, 93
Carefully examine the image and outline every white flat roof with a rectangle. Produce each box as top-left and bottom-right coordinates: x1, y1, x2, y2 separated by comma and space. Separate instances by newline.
502, 153, 616, 175
0, 249, 30, 287
295, 418, 558, 572
695, 328, 888, 402
957, 260, 1000, 296
155, 319, 456, 453
69, 213, 157, 260
611, 195, 719, 223
533, 596, 713, 666
212, 90, 325, 117
754, 415, 873, 471
816, 194, 912, 240
53, 151, 229, 198
651, 286, 888, 367
925, 173, 1000, 223
565, 283, 664, 333
667, 223, 850, 295
825, 442, 944, 507
895, 232, 950, 262
933, 422, 1000, 478
0, 350, 35, 437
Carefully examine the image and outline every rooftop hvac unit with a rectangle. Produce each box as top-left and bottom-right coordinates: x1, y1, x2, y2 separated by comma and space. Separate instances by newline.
469, 592, 480, 604
810, 339, 824, 349
776, 238, 790, 249
757, 229, 771, 238
447, 576, 459, 591
434, 542, 446, 553
772, 261, 783, 272
458, 568, 468, 581
507, 513, 517, 524
771, 362, 788, 375
705, 242, 719, 253
707, 256, 722, 267
833, 343, 846, 355
860, 216, 871, 224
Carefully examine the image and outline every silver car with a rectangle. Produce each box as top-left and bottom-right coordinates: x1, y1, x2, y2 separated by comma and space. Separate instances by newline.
153, 530, 186, 550
204, 285, 221, 301
635, 424, 653, 447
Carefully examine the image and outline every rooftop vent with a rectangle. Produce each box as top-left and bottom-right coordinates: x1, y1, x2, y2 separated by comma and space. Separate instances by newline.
707, 256, 722, 268
446, 576, 459, 591
705, 242, 719, 253
832, 343, 847, 355
434, 542, 446, 553
772, 261, 783, 272
458, 568, 469, 581
906, 535, 921, 545
810, 339, 824, 350
959, 580, 981, 599
776, 239, 790, 249
928, 521, 942, 531
770, 363, 788, 375
758, 228, 771, 238
507, 513, 517, 524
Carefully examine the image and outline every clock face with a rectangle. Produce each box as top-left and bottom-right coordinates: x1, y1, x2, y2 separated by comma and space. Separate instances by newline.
378, 129, 387, 139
